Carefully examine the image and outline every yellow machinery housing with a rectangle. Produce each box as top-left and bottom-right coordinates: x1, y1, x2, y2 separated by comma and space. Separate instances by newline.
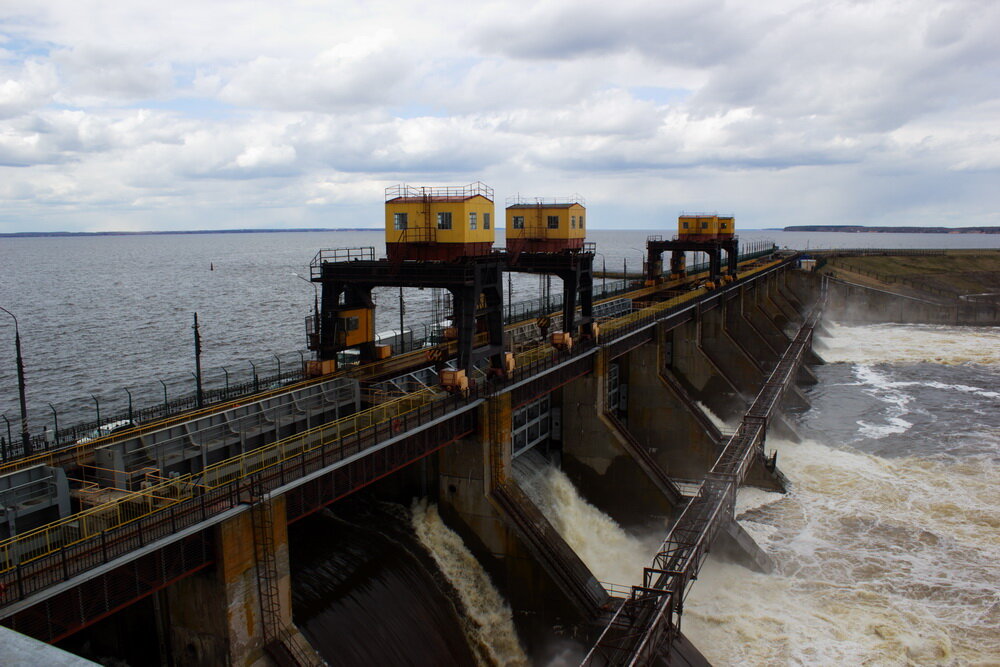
334, 307, 374, 348
385, 182, 496, 261
717, 215, 735, 239
679, 214, 718, 241
505, 197, 586, 254
678, 213, 735, 242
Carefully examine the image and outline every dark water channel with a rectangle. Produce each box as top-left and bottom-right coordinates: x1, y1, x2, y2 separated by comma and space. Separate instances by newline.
289, 499, 477, 666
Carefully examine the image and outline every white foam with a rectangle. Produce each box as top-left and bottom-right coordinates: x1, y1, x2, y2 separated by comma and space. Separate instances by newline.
892, 379, 1000, 400
514, 463, 660, 588
684, 437, 1000, 665
851, 364, 918, 438
695, 401, 735, 432
411, 500, 529, 667
817, 322, 1000, 366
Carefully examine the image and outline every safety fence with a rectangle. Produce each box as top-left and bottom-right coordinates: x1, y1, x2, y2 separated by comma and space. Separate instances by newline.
826, 260, 964, 299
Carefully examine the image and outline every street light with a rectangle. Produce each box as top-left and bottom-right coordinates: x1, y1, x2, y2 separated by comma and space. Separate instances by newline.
593, 252, 608, 294
0, 306, 30, 453
292, 273, 320, 321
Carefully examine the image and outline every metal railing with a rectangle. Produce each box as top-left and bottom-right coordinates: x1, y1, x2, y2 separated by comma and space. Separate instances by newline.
5, 245, 780, 464
583, 291, 823, 666
0, 387, 440, 572
827, 259, 963, 299
385, 182, 493, 201
505, 194, 585, 206
0, 252, 798, 615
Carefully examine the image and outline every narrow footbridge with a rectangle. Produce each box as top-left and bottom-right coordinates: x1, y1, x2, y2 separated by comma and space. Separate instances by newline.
0, 255, 804, 645
583, 289, 826, 666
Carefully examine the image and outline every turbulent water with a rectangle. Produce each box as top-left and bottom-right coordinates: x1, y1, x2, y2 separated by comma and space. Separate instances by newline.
514, 455, 661, 588
410, 500, 528, 666
290, 503, 480, 667
683, 322, 1000, 666
288, 499, 527, 667
695, 400, 736, 432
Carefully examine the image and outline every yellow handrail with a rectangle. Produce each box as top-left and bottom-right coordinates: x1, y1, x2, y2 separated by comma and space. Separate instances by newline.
0, 387, 445, 572
0, 255, 786, 573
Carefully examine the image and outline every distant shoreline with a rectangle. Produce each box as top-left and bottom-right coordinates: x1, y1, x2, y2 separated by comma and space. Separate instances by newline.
0, 228, 375, 238
3, 226, 997, 238
783, 225, 1000, 234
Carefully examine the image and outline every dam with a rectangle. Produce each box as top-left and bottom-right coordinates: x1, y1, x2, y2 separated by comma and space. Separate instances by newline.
1, 193, 997, 665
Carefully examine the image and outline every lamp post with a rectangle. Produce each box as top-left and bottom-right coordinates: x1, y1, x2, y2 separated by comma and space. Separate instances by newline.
0, 306, 30, 453
292, 273, 320, 322
158, 378, 168, 415
123, 387, 133, 424
594, 253, 608, 294
49, 403, 59, 447
398, 287, 405, 351
193, 313, 204, 408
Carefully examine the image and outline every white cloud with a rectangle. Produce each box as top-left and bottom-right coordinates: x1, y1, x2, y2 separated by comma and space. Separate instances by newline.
0, 60, 58, 118
0, 0, 998, 233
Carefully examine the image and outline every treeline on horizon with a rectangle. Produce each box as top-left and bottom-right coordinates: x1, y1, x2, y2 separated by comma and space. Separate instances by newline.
784, 225, 1000, 234
0, 228, 373, 238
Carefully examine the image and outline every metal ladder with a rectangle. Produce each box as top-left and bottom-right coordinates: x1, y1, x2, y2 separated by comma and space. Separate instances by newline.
249, 487, 322, 667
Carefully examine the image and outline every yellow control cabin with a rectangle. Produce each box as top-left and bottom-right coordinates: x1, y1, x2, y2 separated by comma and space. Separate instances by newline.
678, 213, 735, 241
385, 182, 495, 261
505, 197, 586, 254
333, 307, 374, 348
717, 216, 735, 239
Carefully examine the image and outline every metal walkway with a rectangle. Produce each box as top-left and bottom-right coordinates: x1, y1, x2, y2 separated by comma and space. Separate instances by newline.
583, 290, 825, 666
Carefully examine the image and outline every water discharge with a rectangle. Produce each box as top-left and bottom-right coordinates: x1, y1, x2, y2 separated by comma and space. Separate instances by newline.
816, 322, 1000, 366
410, 500, 529, 667
684, 322, 1000, 665
695, 401, 736, 433
514, 458, 660, 587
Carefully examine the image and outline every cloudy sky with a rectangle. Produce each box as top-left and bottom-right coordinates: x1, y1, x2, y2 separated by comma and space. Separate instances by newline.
1, 0, 998, 232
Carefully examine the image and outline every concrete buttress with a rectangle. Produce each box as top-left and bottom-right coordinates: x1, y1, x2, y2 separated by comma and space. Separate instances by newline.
560, 349, 675, 526
165, 495, 313, 666
622, 339, 719, 482
667, 316, 743, 423
438, 393, 603, 622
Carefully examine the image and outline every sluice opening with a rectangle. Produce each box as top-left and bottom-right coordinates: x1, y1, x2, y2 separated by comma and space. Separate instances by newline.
288, 496, 527, 667
513, 450, 663, 597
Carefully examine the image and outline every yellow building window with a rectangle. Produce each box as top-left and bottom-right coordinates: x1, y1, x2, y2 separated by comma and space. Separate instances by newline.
571, 216, 576, 229
547, 215, 559, 229
437, 212, 452, 230
484, 213, 491, 229
394, 213, 407, 230
513, 216, 524, 229
683, 221, 689, 229
721, 222, 727, 229
701, 221, 708, 229
469, 212, 477, 230
579, 215, 584, 229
